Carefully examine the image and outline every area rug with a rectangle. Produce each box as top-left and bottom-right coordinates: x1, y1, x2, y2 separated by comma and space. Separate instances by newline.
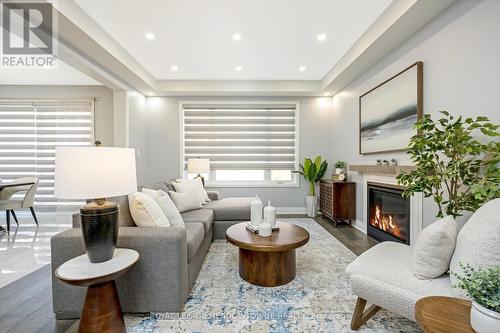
125, 218, 420, 332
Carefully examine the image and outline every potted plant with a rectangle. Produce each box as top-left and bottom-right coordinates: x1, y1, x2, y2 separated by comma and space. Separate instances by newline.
334, 160, 347, 174
390, 158, 398, 166
293, 156, 328, 217
382, 159, 389, 166
376, 159, 382, 165
454, 264, 500, 333
397, 111, 499, 218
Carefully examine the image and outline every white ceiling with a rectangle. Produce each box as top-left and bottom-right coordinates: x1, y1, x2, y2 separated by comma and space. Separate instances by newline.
74, 0, 392, 81
0, 60, 101, 85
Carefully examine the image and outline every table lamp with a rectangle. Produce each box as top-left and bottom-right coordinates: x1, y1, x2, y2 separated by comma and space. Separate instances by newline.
187, 158, 210, 186
55, 146, 137, 263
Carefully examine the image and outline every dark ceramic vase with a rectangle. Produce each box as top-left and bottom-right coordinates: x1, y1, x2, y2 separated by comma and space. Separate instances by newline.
80, 204, 118, 263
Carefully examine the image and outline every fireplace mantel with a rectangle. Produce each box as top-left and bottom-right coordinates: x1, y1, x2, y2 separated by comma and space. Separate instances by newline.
349, 165, 417, 176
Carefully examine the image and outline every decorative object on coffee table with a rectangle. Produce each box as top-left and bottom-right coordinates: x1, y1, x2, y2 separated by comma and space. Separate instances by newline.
293, 156, 328, 217
56, 248, 139, 333
264, 201, 276, 228
258, 219, 272, 237
319, 180, 356, 227
55, 146, 137, 263
250, 196, 263, 228
415, 296, 473, 333
454, 264, 500, 333
226, 222, 309, 287
187, 157, 210, 186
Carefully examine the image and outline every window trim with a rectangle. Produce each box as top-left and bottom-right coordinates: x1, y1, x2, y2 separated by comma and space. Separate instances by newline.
179, 100, 300, 188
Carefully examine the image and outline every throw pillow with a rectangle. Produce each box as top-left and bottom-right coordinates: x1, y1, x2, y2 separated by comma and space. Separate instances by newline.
411, 215, 457, 279
128, 192, 170, 227
142, 188, 184, 227
169, 190, 203, 213
449, 198, 500, 292
172, 178, 210, 204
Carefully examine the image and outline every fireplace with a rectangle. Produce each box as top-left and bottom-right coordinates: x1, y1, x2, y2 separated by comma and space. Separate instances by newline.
367, 182, 410, 245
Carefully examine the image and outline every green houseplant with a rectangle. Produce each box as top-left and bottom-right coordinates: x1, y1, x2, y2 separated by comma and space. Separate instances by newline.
454, 264, 500, 332
293, 156, 328, 217
396, 111, 499, 218
334, 160, 347, 174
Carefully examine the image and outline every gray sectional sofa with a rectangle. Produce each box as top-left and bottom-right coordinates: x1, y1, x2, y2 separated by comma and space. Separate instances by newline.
51, 182, 252, 319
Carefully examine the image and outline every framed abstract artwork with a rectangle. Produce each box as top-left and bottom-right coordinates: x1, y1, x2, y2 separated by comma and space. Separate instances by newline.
359, 61, 423, 154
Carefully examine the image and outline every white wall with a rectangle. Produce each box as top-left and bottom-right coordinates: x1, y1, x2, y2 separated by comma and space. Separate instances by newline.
0, 85, 114, 146
134, 96, 333, 209
128, 91, 149, 185
331, 0, 500, 228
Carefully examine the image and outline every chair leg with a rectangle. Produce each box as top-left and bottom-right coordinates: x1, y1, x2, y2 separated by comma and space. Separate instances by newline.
6, 210, 10, 233
350, 297, 381, 330
10, 210, 19, 225
30, 207, 39, 225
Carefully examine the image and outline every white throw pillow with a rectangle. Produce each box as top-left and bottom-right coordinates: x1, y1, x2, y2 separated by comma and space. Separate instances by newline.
173, 178, 210, 204
169, 190, 202, 213
142, 188, 184, 227
449, 198, 500, 291
412, 215, 457, 279
128, 192, 170, 227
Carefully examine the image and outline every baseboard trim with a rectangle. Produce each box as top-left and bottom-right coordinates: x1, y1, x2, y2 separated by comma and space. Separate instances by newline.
276, 207, 306, 214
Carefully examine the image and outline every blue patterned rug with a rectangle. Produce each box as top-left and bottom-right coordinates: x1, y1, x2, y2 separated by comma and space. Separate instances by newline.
125, 218, 420, 332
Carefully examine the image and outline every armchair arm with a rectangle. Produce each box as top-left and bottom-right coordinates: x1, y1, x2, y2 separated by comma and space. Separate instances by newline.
206, 190, 220, 201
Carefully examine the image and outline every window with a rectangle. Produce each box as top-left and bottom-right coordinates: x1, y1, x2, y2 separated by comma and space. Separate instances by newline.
181, 102, 299, 187
0, 99, 94, 211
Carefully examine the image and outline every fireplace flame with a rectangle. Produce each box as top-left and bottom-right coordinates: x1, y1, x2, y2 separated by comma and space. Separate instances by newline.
370, 205, 401, 237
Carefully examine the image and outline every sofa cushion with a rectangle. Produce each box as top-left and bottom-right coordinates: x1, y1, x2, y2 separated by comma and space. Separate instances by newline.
203, 197, 252, 221
181, 209, 214, 234
450, 198, 500, 289
128, 192, 170, 227
346, 241, 455, 297
185, 223, 204, 260
412, 215, 457, 279
169, 190, 203, 213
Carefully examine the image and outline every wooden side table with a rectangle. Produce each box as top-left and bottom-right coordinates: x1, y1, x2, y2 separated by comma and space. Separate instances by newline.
415, 296, 474, 333
56, 248, 139, 333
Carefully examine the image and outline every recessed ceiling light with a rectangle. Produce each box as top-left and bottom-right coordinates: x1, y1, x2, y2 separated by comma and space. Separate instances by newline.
232, 33, 242, 41
171, 65, 178, 71
145, 33, 155, 40
317, 33, 327, 42
299, 66, 306, 72
147, 92, 154, 96
235, 66, 243, 72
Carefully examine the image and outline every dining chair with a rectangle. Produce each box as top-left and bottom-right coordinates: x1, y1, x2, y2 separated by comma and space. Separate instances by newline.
0, 177, 39, 232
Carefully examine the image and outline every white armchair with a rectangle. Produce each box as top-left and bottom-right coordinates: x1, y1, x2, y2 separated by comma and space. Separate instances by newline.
345, 198, 500, 329
0, 177, 39, 232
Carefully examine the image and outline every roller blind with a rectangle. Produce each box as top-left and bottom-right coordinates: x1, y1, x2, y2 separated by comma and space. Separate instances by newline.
182, 103, 298, 170
0, 99, 94, 212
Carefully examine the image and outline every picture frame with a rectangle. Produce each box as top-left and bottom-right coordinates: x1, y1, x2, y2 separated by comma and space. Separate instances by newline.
359, 61, 423, 154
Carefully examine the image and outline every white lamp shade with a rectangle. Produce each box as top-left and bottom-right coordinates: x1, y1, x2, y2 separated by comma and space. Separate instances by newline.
55, 147, 137, 199
187, 158, 210, 174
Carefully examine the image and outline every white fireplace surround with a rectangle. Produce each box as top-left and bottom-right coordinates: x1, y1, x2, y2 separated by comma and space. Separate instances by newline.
355, 174, 423, 246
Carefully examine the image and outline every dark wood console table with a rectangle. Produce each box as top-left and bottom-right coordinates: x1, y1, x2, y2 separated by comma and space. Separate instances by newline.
319, 180, 356, 226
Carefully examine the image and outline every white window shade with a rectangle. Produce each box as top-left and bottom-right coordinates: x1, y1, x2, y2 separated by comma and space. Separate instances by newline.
0, 99, 94, 211
182, 103, 298, 171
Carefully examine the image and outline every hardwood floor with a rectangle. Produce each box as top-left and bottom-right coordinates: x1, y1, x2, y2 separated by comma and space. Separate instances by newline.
0, 215, 376, 333
313, 215, 378, 256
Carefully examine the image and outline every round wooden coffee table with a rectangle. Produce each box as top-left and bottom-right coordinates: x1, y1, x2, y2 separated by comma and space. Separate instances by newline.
226, 222, 309, 287
415, 296, 473, 333
56, 249, 139, 333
